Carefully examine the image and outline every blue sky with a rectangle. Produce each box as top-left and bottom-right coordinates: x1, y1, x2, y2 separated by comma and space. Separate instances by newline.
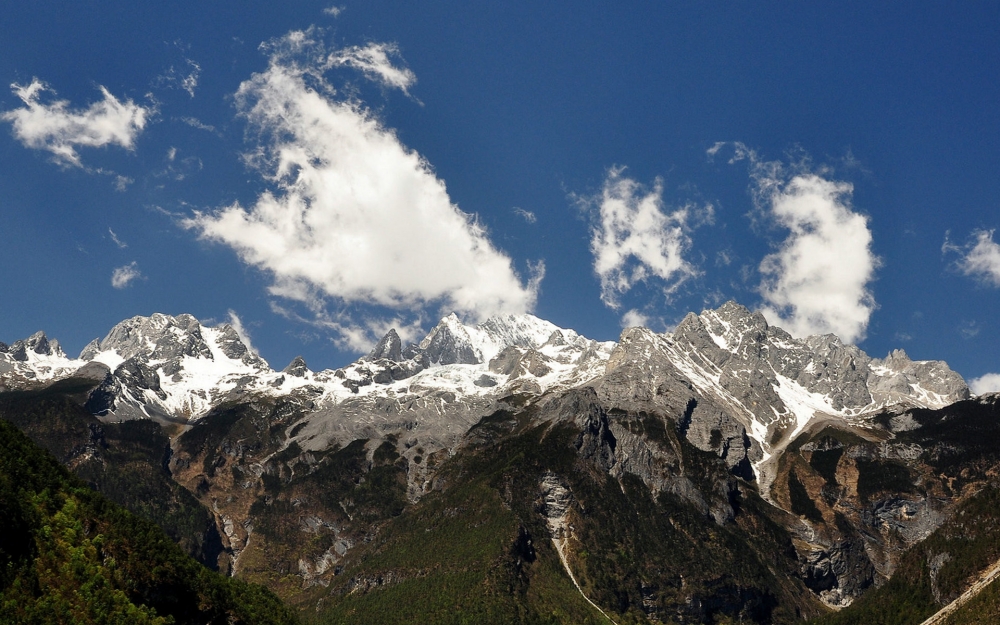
2, 2, 998, 391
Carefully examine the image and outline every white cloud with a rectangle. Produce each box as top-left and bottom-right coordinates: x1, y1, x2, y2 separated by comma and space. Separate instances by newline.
184, 30, 541, 349
621, 309, 650, 328
2, 79, 150, 167
158, 59, 201, 97
111, 262, 142, 289
757, 173, 878, 344
951, 229, 1000, 287
959, 320, 981, 340
112, 175, 132, 192
969, 373, 1000, 396
179, 116, 217, 133
328, 42, 416, 94
585, 167, 698, 310
109, 228, 128, 249
226, 310, 258, 355
513, 207, 537, 223
323, 6, 344, 17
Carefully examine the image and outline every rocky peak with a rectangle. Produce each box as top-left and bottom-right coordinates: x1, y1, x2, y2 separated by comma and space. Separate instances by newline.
367, 329, 402, 362
25, 331, 62, 356
214, 324, 264, 367
868, 350, 969, 407
409, 313, 480, 365
283, 356, 309, 377
476, 314, 561, 354
90, 313, 214, 363
3, 331, 65, 362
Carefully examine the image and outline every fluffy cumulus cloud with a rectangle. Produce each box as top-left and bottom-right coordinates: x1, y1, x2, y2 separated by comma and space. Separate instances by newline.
1, 79, 150, 167
969, 373, 1000, 396
620, 309, 650, 328
950, 229, 1000, 287
111, 262, 142, 289
184, 30, 540, 349
756, 174, 878, 344
586, 167, 699, 310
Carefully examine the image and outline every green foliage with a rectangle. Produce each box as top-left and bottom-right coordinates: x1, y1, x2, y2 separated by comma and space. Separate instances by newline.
0, 419, 298, 624
810, 483, 1000, 625
940, 574, 1000, 623
0, 381, 219, 566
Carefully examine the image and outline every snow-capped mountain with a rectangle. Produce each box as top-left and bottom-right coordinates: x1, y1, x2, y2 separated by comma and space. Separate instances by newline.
0, 310, 614, 434
596, 301, 968, 490
0, 302, 968, 488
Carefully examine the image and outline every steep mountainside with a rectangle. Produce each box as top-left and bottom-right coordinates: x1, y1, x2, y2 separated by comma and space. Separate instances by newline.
808, 394, 1000, 624
1, 301, 991, 623
0, 418, 297, 624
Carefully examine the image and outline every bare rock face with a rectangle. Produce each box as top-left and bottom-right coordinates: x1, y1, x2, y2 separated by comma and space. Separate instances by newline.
868, 349, 970, 407
215, 324, 265, 367
283, 356, 309, 378
405, 314, 480, 365
94, 313, 214, 362
366, 329, 402, 362
599, 326, 762, 478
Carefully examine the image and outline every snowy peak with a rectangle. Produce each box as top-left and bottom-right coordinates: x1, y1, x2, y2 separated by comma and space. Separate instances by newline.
392, 312, 568, 368
0, 330, 76, 387
658, 301, 969, 463
0, 330, 64, 361
410, 313, 481, 365
81, 313, 262, 369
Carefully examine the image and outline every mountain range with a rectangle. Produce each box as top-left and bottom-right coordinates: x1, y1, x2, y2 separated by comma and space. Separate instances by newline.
1, 301, 997, 624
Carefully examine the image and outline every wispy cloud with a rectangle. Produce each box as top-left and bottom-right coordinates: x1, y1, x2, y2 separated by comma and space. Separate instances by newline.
513, 207, 537, 224
108, 228, 128, 249
112, 175, 132, 192
582, 166, 701, 310
158, 59, 201, 97
328, 42, 417, 95
226, 310, 258, 355
184, 29, 541, 349
323, 6, 345, 17
945, 229, 1000, 287
959, 320, 981, 339
724, 143, 879, 344
969, 373, 1000, 396
2, 79, 150, 167
179, 116, 217, 133
157, 147, 202, 181
111, 262, 142, 289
